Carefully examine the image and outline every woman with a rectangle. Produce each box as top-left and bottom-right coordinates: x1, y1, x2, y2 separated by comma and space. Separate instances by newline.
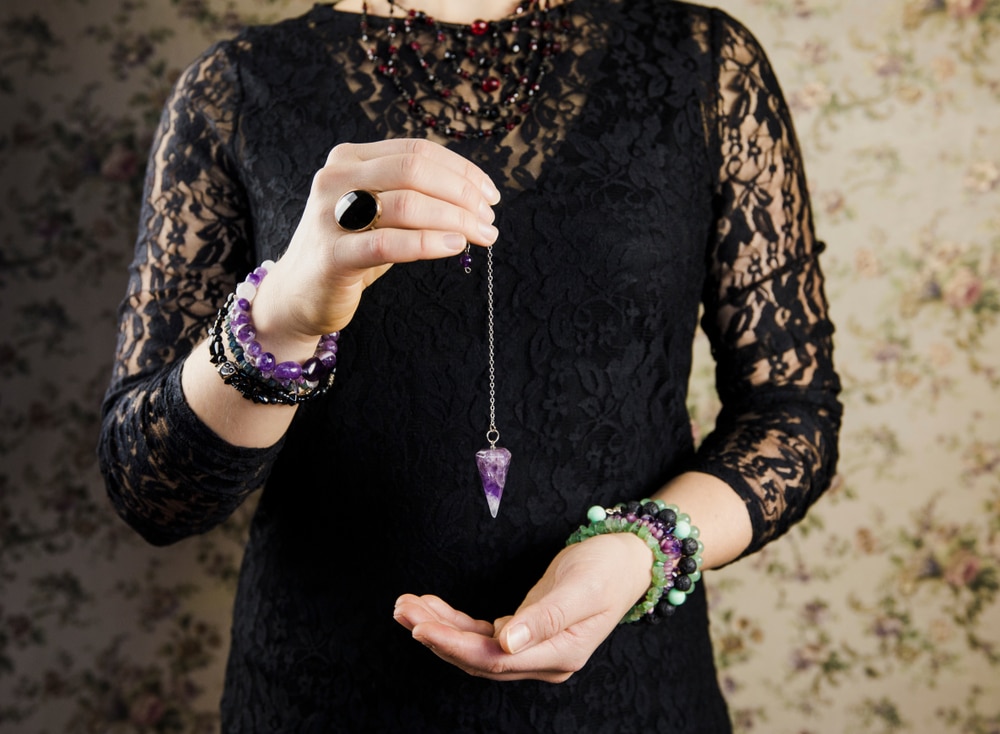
99, 0, 841, 730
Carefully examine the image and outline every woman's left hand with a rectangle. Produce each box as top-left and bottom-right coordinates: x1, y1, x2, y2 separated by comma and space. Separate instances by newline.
392, 533, 653, 683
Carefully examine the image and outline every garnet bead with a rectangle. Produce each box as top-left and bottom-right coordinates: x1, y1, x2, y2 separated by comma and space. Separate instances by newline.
470, 19, 489, 36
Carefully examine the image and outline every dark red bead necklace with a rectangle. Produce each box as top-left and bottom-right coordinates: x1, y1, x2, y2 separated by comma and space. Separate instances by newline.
360, 0, 572, 141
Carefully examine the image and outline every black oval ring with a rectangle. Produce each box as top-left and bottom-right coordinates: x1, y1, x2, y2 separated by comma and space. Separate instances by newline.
335, 190, 382, 232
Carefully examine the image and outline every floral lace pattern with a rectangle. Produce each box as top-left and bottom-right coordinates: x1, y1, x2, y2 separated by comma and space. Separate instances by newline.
97, 0, 840, 729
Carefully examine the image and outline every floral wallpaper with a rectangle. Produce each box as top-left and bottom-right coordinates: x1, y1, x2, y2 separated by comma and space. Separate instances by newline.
0, 0, 997, 731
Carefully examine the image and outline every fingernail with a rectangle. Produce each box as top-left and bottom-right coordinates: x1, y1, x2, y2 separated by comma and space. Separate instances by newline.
505, 624, 531, 654
443, 234, 467, 252
479, 222, 499, 243
482, 180, 501, 203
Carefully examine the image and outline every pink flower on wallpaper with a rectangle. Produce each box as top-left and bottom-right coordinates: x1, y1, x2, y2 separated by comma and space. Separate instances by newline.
943, 551, 982, 588
943, 267, 984, 309
100, 143, 139, 182
946, 0, 987, 18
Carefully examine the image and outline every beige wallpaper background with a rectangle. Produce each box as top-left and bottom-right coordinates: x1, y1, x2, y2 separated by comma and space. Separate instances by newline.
0, 0, 997, 731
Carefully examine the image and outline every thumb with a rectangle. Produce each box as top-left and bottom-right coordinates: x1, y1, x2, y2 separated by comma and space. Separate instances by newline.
498, 600, 576, 655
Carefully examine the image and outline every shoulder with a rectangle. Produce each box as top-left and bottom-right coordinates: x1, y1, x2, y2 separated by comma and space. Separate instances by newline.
614, 1, 767, 56
171, 8, 334, 117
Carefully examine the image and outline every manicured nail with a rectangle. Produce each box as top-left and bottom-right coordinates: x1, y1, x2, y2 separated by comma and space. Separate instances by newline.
443, 234, 468, 252
482, 179, 501, 203
505, 624, 531, 654
479, 222, 499, 243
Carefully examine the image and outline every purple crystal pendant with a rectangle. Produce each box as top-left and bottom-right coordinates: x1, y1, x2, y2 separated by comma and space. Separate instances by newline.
476, 446, 511, 518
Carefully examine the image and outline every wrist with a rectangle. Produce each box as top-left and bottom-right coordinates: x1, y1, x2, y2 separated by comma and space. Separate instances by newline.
567, 499, 703, 624
250, 267, 323, 361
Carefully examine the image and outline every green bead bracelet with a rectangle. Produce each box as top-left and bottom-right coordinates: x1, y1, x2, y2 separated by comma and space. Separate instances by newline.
567, 499, 704, 624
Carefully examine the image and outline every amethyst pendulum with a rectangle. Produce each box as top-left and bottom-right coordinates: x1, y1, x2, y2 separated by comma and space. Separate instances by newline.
475, 243, 511, 518
476, 445, 510, 518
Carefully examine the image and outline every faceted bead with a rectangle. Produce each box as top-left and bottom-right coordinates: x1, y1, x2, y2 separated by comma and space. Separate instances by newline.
470, 19, 489, 35
475, 446, 511, 518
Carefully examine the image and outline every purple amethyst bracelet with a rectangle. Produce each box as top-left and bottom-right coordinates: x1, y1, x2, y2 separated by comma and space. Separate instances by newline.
208, 261, 340, 405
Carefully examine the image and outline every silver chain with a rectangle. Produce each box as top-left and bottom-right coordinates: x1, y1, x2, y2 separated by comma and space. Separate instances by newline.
485, 244, 500, 449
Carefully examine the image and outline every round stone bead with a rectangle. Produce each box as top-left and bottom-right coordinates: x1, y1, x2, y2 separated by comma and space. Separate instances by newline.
674, 574, 693, 592
235, 281, 257, 302
678, 557, 698, 575
666, 588, 687, 606
257, 352, 276, 374
273, 361, 302, 381
673, 520, 692, 539
656, 508, 677, 526
680, 538, 700, 556
301, 357, 328, 382
235, 324, 256, 344
655, 600, 678, 617
586, 505, 607, 523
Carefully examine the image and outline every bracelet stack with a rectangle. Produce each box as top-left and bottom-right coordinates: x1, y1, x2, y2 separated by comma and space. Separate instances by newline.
208, 261, 340, 405
566, 499, 703, 624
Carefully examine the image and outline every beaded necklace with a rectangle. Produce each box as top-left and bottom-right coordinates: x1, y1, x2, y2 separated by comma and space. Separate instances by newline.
360, 0, 572, 141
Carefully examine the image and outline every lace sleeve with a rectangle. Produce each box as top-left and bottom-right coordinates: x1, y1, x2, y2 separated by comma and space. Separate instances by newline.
98, 41, 282, 546
692, 11, 842, 557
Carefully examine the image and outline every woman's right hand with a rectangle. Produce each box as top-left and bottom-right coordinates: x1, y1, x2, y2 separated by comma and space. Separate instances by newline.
252, 138, 501, 358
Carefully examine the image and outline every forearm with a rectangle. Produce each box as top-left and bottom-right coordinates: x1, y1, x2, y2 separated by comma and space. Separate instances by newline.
99, 361, 282, 544
651, 471, 752, 570
179, 271, 325, 449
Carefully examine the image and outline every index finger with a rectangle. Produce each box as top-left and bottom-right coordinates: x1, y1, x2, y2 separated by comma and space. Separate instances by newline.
336, 138, 501, 204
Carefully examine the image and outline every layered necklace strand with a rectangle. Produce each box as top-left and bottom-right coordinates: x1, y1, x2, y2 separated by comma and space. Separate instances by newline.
360, 0, 571, 141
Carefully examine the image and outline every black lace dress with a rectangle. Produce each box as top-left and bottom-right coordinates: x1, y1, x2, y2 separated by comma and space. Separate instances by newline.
99, 1, 841, 731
